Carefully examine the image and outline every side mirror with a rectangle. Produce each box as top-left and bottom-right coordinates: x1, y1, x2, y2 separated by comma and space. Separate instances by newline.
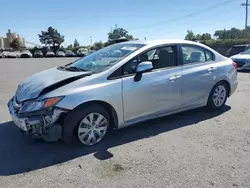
134, 61, 153, 82
136, 61, 153, 73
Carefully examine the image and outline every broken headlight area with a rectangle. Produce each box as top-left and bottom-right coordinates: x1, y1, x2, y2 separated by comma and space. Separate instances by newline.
23, 108, 68, 141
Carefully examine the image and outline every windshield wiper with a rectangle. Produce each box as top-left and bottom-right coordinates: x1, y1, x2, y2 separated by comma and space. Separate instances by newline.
64, 66, 89, 72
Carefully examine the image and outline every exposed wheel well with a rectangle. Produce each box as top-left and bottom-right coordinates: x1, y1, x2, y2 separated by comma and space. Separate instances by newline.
74, 101, 118, 129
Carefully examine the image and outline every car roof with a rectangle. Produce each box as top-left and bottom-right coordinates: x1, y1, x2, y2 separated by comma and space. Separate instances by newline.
121, 39, 209, 47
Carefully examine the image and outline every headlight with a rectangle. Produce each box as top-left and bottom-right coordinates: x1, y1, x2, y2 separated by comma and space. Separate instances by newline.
19, 97, 63, 113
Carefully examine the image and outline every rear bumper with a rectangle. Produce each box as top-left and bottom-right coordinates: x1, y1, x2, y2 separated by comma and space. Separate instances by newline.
230, 80, 238, 97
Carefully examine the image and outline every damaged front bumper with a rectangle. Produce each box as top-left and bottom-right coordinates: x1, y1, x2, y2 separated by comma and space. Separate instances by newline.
7, 98, 68, 142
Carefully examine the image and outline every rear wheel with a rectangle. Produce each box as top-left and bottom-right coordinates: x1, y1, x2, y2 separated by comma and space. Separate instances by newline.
63, 104, 110, 146
207, 82, 228, 110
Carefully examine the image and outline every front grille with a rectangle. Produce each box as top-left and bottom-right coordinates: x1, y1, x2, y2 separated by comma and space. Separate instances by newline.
234, 60, 246, 68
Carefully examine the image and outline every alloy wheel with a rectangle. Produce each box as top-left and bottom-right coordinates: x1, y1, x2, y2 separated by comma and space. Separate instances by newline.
213, 85, 227, 107
77, 112, 108, 146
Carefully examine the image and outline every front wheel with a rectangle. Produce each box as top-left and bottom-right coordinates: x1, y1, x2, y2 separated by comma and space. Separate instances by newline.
207, 82, 228, 110
77, 112, 108, 146
63, 104, 110, 146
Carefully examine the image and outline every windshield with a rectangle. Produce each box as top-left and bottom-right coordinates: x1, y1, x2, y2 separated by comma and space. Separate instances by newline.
67, 43, 145, 72
242, 49, 250, 55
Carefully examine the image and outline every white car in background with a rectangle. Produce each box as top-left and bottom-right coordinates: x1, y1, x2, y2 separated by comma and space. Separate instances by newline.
0, 51, 10, 58
45, 51, 55, 57
230, 48, 250, 70
20, 50, 33, 58
8, 51, 20, 58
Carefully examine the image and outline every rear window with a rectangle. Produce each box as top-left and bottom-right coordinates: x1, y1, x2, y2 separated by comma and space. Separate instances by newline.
229, 46, 247, 56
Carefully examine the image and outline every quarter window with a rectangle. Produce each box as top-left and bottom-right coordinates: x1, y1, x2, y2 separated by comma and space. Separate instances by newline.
205, 50, 214, 61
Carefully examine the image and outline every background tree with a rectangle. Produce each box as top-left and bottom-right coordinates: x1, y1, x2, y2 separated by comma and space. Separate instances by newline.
214, 27, 250, 39
66, 44, 73, 50
38, 27, 64, 52
108, 27, 134, 41
200, 33, 212, 40
10, 38, 23, 50
73, 39, 80, 48
185, 30, 196, 41
92, 41, 104, 50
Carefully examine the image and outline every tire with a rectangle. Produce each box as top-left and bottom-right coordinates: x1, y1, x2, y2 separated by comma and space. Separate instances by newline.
63, 103, 110, 146
207, 81, 228, 110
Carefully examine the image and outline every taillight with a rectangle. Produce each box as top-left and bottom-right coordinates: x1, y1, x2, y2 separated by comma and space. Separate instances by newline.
232, 61, 237, 69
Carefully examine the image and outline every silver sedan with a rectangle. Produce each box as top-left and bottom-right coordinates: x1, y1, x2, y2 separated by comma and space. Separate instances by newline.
7, 39, 238, 146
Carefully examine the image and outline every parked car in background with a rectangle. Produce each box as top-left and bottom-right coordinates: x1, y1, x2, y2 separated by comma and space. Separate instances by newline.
8, 51, 19, 58
65, 50, 76, 57
20, 50, 32, 58
45, 51, 55, 57
77, 48, 89, 57
15, 51, 21, 58
34, 50, 44, 58
7, 39, 238, 146
0, 51, 10, 58
230, 48, 250, 70
226, 44, 250, 57
56, 51, 65, 57
88, 50, 95, 55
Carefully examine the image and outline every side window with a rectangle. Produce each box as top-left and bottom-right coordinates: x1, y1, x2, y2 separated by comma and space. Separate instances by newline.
108, 67, 122, 79
205, 50, 214, 61
123, 45, 177, 75
182, 45, 206, 64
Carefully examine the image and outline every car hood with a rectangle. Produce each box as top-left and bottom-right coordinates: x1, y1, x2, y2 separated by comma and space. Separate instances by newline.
15, 67, 92, 102
231, 54, 250, 60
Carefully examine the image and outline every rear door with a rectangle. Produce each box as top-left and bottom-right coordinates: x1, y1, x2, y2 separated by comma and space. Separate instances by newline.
180, 44, 219, 108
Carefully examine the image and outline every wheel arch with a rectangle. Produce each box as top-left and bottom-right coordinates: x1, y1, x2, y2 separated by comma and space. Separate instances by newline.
73, 100, 119, 129
215, 79, 231, 97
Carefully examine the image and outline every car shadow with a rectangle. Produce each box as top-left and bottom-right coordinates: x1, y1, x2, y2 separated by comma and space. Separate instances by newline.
0, 105, 231, 176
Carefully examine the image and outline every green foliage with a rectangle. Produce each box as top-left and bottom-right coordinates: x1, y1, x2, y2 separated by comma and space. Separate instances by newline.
73, 39, 80, 48
38, 27, 64, 52
10, 38, 23, 50
184, 28, 250, 50
185, 30, 196, 41
199, 33, 212, 40
67, 44, 73, 50
214, 27, 250, 39
185, 30, 212, 41
91, 41, 104, 50
201, 38, 250, 48
108, 27, 134, 41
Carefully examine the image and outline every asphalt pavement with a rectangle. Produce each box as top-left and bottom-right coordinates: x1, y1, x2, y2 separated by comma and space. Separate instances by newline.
0, 58, 249, 188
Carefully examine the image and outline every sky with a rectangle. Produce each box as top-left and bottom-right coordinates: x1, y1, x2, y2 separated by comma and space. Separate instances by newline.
0, 0, 246, 47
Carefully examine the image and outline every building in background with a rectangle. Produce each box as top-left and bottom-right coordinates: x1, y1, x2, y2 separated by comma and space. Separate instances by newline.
0, 29, 25, 50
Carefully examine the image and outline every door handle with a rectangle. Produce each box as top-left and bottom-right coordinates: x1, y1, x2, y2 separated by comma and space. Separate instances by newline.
208, 67, 217, 72
169, 75, 182, 81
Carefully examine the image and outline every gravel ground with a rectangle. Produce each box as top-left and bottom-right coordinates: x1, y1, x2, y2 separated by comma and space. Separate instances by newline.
0, 58, 249, 188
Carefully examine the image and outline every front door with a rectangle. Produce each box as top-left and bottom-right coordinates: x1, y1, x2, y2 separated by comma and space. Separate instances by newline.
180, 44, 219, 108
122, 45, 182, 123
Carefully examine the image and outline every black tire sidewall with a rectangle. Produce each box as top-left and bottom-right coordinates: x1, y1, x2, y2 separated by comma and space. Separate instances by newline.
207, 82, 228, 110
63, 104, 110, 146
